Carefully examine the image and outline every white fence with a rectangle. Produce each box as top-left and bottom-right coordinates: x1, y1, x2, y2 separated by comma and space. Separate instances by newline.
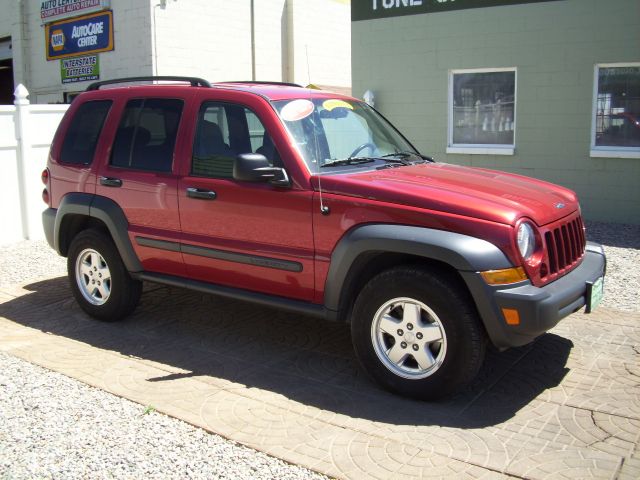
0, 85, 68, 246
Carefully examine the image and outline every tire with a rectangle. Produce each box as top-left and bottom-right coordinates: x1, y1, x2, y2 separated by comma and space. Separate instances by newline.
67, 228, 142, 322
351, 266, 486, 400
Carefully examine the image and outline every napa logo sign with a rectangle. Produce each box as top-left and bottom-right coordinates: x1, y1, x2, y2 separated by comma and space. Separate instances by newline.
50, 29, 65, 51
46, 10, 114, 60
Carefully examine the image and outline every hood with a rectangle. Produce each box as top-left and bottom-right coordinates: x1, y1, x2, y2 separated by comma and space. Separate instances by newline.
315, 163, 579, 226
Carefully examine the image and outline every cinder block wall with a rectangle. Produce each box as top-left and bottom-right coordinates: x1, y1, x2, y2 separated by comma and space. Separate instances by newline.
352, 0, 640, 224
287, 0, 352, 88
10, 0, 154, 103
153, 0, 253, 81
1, 0, 351, 102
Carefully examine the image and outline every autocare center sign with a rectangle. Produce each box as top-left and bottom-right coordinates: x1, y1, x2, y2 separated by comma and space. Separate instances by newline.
46, 10, 114, 60
351, 0, 563, 21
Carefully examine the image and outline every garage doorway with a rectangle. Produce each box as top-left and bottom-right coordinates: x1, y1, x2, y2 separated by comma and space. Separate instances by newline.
0, 38, 14, 105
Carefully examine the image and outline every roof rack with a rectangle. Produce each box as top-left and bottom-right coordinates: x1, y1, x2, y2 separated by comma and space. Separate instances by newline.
216, 81, 303, 88
86, 76, 211, 91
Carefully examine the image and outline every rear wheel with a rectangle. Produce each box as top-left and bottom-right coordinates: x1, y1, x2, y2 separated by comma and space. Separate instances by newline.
68, 229, 141, 321
351, 266, 486, 400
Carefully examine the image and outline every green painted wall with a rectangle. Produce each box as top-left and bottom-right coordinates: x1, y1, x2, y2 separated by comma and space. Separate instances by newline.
352, 0, 640, 224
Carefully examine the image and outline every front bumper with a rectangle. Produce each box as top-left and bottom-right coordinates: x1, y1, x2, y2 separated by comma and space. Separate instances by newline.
462, 242, 606, 348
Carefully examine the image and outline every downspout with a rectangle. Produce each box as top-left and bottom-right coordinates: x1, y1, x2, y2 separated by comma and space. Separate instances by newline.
15, 0, 30, 89
152, 3, 160, 75
250, 0, 256, 81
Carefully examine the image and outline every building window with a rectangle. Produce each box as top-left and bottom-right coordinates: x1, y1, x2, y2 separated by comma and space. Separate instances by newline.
591, 63, 640, 158
448, 68, 516, 155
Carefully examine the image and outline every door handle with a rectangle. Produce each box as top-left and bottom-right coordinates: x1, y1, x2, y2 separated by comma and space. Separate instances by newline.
100, 176, 122, 187
186, 187, 217, 200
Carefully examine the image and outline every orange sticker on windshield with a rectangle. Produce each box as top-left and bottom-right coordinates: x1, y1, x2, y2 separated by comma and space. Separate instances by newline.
280, 99, 314, 121
322, 99, 353, 111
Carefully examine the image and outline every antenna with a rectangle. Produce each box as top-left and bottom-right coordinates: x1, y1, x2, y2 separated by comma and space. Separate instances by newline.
305, 45, 311, 86
305, 45, 330, 216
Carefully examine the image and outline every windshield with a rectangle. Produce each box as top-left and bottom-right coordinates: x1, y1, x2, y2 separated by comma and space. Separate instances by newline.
272, 98, 420, 173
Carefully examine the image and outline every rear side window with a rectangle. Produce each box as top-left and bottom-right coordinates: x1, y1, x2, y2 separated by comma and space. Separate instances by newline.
110, 98, 183, 172
60, 100, 112, 165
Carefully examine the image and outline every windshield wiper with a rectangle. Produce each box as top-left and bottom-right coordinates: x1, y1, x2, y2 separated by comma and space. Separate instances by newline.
380, 155, 411, 166
320, 157, 376, 168
382, 151, 414, 158
381, 151, 431, 164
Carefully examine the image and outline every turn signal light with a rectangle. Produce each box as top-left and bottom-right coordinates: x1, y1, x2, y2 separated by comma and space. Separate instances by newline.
502, 308, 520, 326
42, 188, 49, 205
480, 267, 527, 285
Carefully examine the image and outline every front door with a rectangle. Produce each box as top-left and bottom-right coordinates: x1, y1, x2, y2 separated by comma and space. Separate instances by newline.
177, 99, 315, 301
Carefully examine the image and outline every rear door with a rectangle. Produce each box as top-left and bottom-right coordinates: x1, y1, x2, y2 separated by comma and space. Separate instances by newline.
177, 94, 315, 301
95, 90, 191, 276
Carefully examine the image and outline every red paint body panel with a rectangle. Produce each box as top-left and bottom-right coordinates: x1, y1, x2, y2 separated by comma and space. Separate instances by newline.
127, 229, 186, 277
310, 191, 518, 303
178, 178, 315, 300
313, 163, 578, 228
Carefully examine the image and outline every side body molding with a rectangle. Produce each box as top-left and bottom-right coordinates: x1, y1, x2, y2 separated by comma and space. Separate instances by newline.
323, 224, 513, 315
54, 193, 143, 272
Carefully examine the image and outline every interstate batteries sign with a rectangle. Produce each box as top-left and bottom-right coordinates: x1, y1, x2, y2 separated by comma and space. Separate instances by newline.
352, 0, 563, 21
61, 54, 99, 83
40, 0, 111, 24
46, 10, 114, 60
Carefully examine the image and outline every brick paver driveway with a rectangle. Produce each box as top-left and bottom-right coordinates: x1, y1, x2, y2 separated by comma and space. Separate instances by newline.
1, 277, 638, 479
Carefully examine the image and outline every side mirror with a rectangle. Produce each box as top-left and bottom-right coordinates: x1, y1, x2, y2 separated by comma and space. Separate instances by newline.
233, 153, 290, 187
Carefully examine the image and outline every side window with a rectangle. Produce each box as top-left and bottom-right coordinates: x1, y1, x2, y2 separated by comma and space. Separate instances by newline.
60, 100, 112, 165
192, 102, 280, 178
110, 98, 183, 172
245, 109, 266, 152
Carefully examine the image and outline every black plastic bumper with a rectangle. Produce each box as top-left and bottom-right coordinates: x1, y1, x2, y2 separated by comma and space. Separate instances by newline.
42, 208, 57, 251
462, 242, 606, 349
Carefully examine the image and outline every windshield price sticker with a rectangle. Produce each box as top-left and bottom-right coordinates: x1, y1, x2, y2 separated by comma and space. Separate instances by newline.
322, 99, 354, 111
280, 99, 315, 122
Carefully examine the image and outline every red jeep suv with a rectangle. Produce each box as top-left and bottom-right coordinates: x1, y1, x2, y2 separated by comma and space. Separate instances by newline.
42, 77, 606, 400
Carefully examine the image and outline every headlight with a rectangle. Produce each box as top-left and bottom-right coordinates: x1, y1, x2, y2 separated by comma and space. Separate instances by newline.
517, 222, 536, 260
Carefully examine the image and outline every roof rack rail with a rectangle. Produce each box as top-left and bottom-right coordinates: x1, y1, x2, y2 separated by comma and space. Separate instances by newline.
216, 81, 303, 88
86, 76, 211, 91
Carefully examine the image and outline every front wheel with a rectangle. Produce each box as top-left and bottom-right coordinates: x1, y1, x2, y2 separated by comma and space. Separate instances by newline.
351, 266, 486, 400
68, 229, 142, 322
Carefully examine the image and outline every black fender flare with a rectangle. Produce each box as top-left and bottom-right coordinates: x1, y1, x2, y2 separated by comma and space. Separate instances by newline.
54, 193, 143, 272
324, 224, 513, 316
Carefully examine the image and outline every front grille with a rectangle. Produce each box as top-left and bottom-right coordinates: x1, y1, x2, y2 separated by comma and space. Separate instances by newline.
544, 215, 586, 276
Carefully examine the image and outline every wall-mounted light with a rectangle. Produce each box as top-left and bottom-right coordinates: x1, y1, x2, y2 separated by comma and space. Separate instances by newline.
363, 90, 375, 107
159, 0, 177, 10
